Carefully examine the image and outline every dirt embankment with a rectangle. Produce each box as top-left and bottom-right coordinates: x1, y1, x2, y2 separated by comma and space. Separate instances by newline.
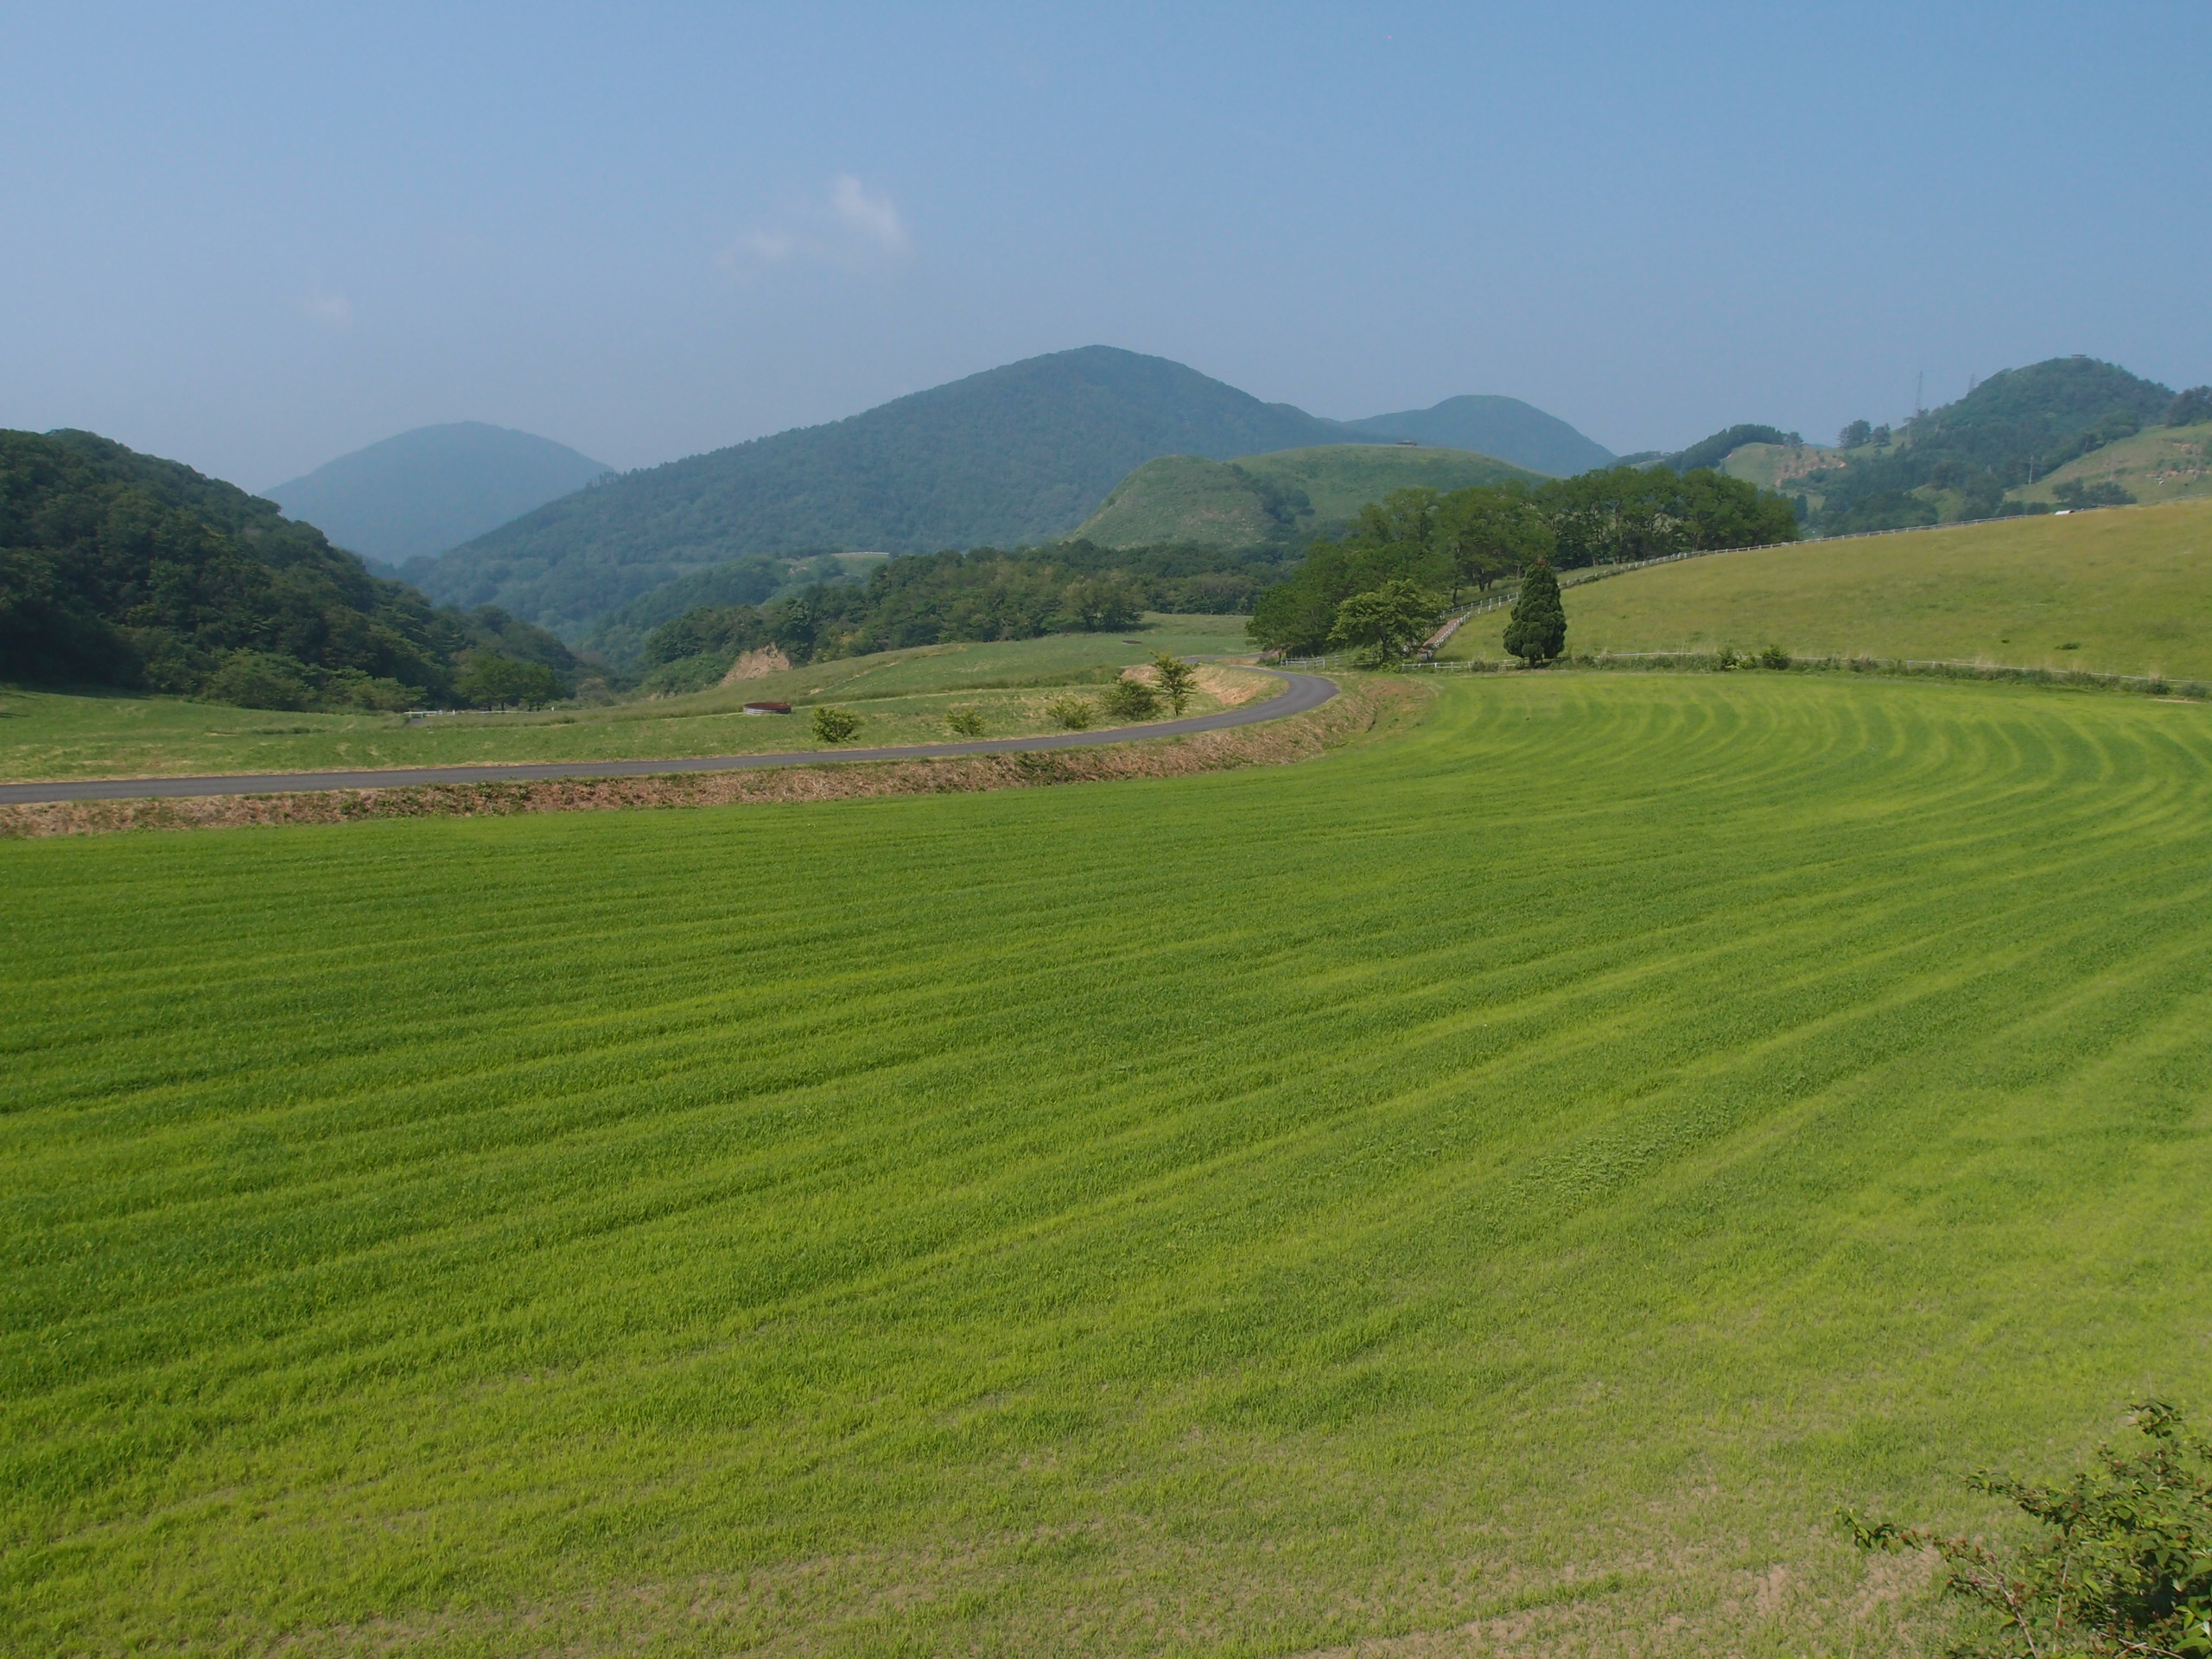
2, 678, 1426, 839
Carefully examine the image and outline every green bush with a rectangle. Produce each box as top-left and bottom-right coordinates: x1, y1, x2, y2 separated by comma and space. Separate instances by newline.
1758, 644, 1791, 671
1101, 677, 1160, 721
811, 705, 862, 743
203, 652, 315, 711
1045, 695, 1095, 731
1844, 1401, 2212, 1658
457, 653, 562, 709
1149, 652, 1199, 715
944, 705, 987, 737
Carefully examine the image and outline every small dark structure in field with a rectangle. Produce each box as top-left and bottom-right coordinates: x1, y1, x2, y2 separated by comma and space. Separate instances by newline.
742, 701, 792, 715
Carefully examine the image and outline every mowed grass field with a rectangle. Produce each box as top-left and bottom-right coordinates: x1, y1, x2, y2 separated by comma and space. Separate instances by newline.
0, 615, 1260, 783
1448, 499, 2212, 680
7, 672, 2212, 1656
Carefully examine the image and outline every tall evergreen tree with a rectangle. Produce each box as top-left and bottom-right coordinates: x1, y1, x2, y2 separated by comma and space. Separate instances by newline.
1503, 559, 1567, 665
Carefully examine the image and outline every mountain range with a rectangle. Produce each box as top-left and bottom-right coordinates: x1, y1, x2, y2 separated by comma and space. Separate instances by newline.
397, 348, 1615, 637
264, 423, 611, 575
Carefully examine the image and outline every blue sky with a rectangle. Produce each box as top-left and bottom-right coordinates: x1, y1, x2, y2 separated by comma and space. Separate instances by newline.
3, 2, 2206, 487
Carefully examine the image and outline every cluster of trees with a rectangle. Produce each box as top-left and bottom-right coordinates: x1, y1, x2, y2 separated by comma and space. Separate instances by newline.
633, 541, 1300, 689
1248, 467, 1796, 658
0, 429, 575, 709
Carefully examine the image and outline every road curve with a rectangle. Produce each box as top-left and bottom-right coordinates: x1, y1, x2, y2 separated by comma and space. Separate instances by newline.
0, 670, 1338, 805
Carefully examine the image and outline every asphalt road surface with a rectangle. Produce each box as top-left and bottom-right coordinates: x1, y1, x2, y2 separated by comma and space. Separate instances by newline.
0, 670, 1338, 804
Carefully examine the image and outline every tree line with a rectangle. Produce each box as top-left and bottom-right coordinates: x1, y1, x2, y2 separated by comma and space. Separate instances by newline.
0, 429, 576, 710
1247, 467, 1796, 658
633, 541, 1300, 690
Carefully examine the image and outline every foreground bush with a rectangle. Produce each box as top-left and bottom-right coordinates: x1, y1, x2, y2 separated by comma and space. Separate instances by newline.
1844, 1401, 2212, 1657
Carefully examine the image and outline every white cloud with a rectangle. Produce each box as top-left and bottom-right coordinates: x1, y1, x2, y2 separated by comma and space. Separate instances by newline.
827, 175, 907, 256
301, 289, 353, 330
719, 175, 911, 275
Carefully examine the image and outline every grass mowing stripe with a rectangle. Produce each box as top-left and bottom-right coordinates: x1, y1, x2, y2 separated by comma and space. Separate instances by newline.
6, 672, 2212, 1655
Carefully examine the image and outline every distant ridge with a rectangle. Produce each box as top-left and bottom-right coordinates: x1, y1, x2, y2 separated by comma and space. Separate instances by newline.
1335, 395, 1614, 476
407, 347, 1615, 637
264, 423, 612, 573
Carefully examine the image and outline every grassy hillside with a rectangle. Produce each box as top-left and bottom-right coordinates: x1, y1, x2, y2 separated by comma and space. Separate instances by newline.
1077, 443, 1540, 548
414, 347, 1351, 635
265, 423, 612, 573
1450, 499, 2212, 678
1334, 393, 1614, 475
2009, 419, 2212, 508
1720, 438, 1839, 493
9, 672, 2212, 1655
0, 616, 1257, 782
1802, 357, 2175, 531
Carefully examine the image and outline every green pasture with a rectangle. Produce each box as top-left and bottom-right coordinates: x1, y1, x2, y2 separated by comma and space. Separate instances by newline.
6, 672, 2212, 1655
2010, 419, 2212, 508
0, 615, 1259, 782
1447, 498, 2212, 679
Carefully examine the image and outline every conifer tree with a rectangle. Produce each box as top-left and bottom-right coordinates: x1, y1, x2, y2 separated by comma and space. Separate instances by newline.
1503, 559, 1567, 664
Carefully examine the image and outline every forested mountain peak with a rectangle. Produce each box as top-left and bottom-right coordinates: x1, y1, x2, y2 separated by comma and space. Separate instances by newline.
404, 347, 1617, 639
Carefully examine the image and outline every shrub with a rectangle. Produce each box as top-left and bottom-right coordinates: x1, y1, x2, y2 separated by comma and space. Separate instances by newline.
1045, 695, 1095, 731
944, 705, 986, 737
1150, 652, 1199, 715
1758, 644, 1791, 671
204, 652, 315, 711
1101, 677, 1160, 721
457, 652, 561, 709
810, 705, 861, 743
1842, 1400, 2212, 1658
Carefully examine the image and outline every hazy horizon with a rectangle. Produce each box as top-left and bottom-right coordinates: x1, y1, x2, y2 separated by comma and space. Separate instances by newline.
3, 2, 2206, 492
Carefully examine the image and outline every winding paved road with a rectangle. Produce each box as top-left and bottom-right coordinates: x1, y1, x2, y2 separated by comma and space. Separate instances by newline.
1, 670, 1338, 805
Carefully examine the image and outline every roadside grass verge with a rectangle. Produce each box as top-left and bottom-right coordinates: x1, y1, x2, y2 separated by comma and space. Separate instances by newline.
0, 676, 1402, 838
5, 672, 2211, 1656
0, 615, 1262, 784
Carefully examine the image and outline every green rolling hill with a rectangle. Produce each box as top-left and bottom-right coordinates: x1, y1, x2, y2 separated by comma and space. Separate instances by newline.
406, 348, 1614, 638
1075, 443, 1541, 549
413, 347, 1349, 636
1449, 497, 2212, 679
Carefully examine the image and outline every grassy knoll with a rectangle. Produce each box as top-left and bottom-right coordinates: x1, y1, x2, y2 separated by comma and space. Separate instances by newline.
1077, 444, 1537, 548
1447, 498, 2212, 678
2009, 419, 2212, 508
7, 673, 2212, 1655
0, 615, 1260, 782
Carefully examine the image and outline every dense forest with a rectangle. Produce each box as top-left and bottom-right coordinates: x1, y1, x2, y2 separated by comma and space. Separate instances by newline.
632, 541, 1299, 691
1249, 467, 1798, 655
0, 429, 575, 709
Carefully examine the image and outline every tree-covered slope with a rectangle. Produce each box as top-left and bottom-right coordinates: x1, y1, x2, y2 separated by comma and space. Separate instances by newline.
265, 423, 611, 572
0, 429, 574, 709
1335, 394, 1614, 475
1076, 444, 1541, 549
416, 347, 1347, 636
1806, 356, 2176, 531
